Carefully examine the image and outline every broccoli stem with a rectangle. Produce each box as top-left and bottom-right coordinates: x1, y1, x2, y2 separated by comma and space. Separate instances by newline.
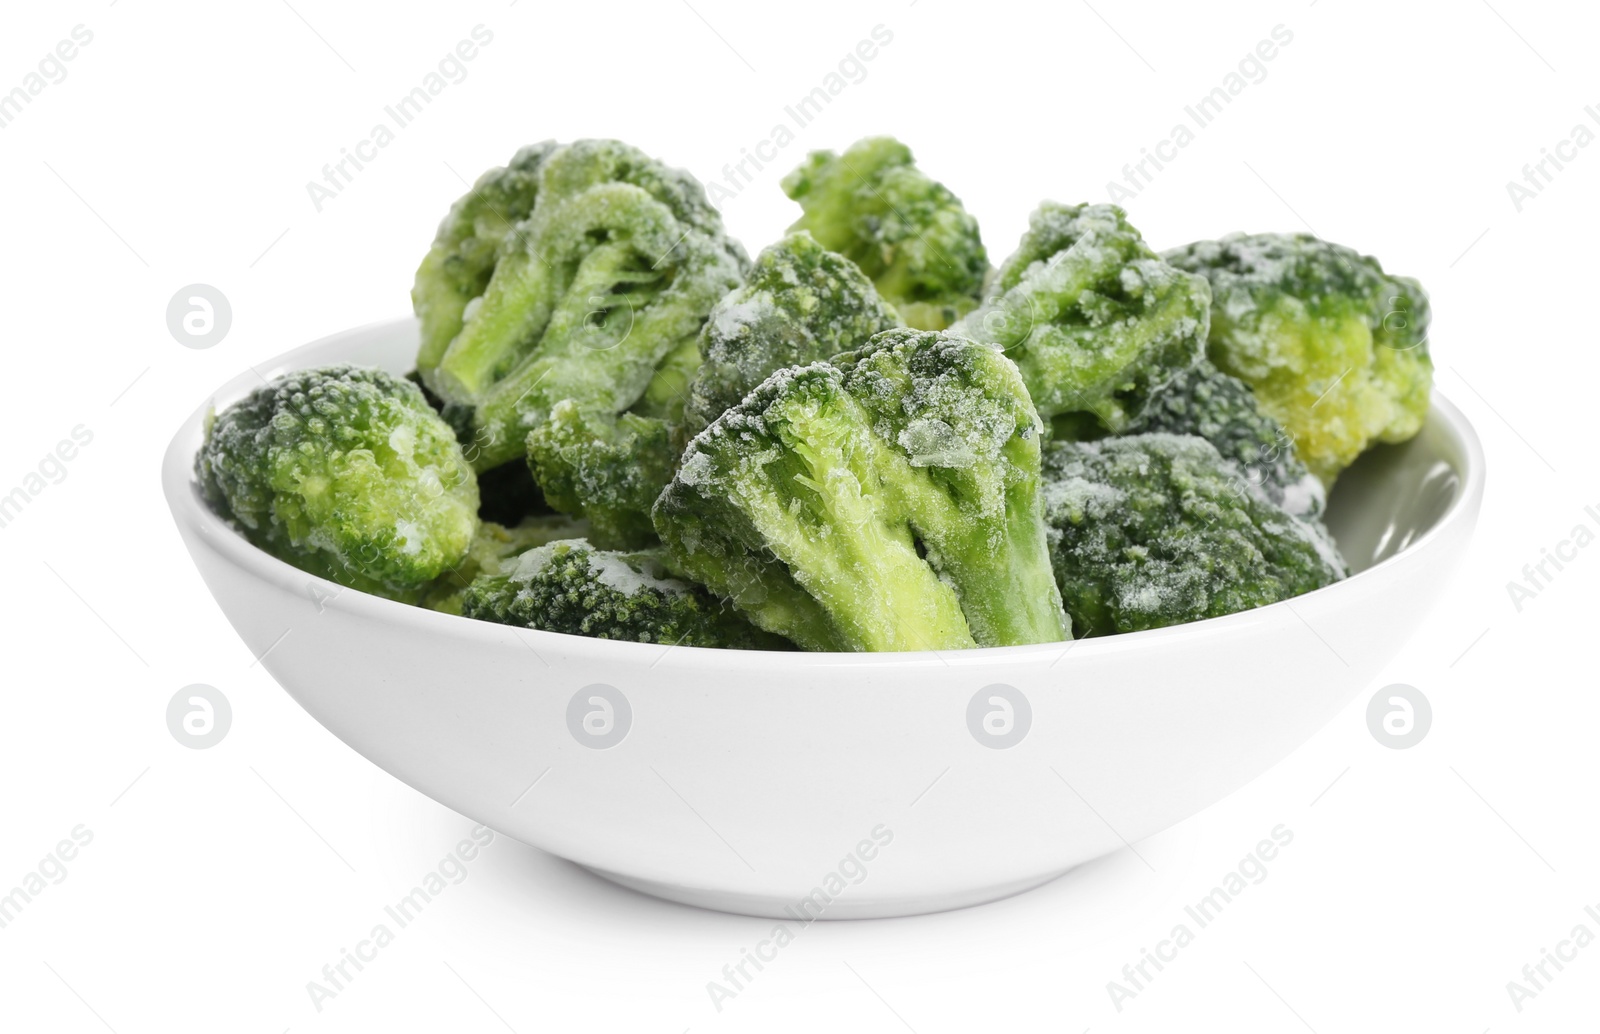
412, 247, 476, 376
759, 392, 975, 652
430, 247, 553, 405
899, 465, 1069, 646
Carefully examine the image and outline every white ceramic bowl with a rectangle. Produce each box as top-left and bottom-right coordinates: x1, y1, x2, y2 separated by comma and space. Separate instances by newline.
164, 319, 1484, 918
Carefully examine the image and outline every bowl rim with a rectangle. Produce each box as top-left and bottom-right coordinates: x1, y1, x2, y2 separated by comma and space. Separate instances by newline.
163, 317, 1486, 670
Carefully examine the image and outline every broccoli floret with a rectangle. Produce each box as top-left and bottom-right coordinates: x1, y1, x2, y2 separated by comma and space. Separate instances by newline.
1041, 433, 1346, 636
420, 140, 747, 484
412, 142, 558, 379
422, 514, 589, 613
1164, 233, 1432, 485
781, 137, 988, 331
526, 403, 678, 548
1130, 359, 1325, 521
654, 329, 1071, 652
460, 539, 784, 649
196, 365, 479, 601
407, 369, 479, 450
957, 203, 1210, 434
523, 330, 706, 548
683, 232, 903, 438
632, 333, 703, 423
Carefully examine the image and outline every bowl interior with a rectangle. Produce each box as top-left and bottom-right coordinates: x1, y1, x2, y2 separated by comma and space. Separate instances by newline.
1324, 424, 1465, 574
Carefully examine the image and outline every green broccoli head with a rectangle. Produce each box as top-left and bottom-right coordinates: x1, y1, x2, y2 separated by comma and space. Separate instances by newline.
421, 514, 590, 614
1163, 232, 1432, 485
411, 142, 558, 378
420, 139, 747, 475
460, 539, 785, 649
683, 232, 902, 437
519, 330, 706, 549
196, 364, 479, 601
1130, 359, 1325, 521
781, 137, 988, 331
654, 329, 1071, 652
525, 403, 678, 549
957, 202, 1211, 433
1041, 433, 1346, 636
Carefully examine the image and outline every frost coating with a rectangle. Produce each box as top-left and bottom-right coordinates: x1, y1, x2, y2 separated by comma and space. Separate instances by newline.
683, 231, 902, 437
1041, 433, 1346, 636
421, 515, 590, 614
1130, 358, 1326, 520
782, 137, 988, 331
459, 538, 782, 648
654, 329, 1071, 652
195, 364, 479, 602
415, 138, 748, 488
957, 202, 1210, 433
1164, 232, 1433, 485
411, 142, 557, 378
525, 399, 679, 549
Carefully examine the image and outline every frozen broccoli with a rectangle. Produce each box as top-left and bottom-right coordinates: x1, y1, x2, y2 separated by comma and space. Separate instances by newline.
1164, 233, 1432, 485
422, 514, 588, 614
781, 137, 988, 331
682, 232, 902, 437
1041, 433, 1346, 636
196, 365, 479, 602
957, 203, 1210, 434
1130, 359, 1325, 521
460, 539, 784, 649
412, 142, 558, 381
525, 402, 678, 548
654, 329, 1071, 652
420, 140, 747, 483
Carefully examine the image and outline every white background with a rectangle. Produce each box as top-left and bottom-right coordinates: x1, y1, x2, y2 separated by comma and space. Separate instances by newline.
1, 0, 1596, 1030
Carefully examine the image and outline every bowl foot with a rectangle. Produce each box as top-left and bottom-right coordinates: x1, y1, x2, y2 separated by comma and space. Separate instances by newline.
578, 866, 1074, 919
